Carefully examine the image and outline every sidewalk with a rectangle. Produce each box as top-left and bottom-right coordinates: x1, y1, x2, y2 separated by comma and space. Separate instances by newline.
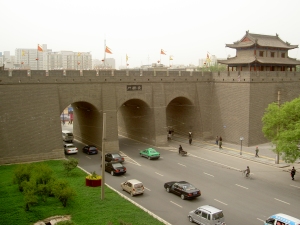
171, 135, 300, 172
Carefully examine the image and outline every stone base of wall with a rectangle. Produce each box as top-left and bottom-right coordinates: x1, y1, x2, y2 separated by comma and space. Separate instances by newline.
0, 149, 65, 165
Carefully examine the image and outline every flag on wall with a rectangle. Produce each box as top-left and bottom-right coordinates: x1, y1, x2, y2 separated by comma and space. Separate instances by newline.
126, 54, 129, 62
161, 49, 166, 55
78, 52, 81, 56
38, 44, 43, 52
22, 50, 25, 56
169, 55, 173, 60
105, 46, 112, 54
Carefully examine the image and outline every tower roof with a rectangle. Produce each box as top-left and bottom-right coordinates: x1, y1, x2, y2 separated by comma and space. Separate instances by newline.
226, 31, 298, 49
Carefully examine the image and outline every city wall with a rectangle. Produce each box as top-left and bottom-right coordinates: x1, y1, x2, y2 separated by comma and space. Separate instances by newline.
1, 69, 300, 164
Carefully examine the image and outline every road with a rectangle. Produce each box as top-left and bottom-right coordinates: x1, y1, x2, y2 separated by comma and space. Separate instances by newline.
62, 126, 300, 224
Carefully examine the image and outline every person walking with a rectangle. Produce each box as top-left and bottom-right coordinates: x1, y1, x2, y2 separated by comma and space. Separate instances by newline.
179, 145, 183, 154
188, 132, 192, 145
219, 136, 223, 149
215, 136, 219, 145
291, 167, 296, 180
255, 146, 259, 157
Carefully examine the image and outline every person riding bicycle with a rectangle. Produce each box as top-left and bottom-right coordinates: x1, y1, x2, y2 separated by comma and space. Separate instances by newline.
244, 166, 250, 177
178, 145, 183, 154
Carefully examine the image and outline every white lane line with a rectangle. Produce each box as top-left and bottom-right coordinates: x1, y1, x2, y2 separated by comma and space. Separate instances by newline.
188, 153, 240, 171
290, 184, 300, 189
204, 172, 214, 177
235, 184, 248, 189
85, 156, 91, 159
144, 187, 151, 191
274, 198, 290, 205
155, 172, 164, 176
257, 218, 265, 222
214, 199, 228, 205
178, 163, 186, 167
119, 151, 141, 166
170, 201, 183, 208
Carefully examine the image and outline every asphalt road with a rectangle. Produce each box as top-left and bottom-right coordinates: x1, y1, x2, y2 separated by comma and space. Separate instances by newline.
62, 126, 300, 225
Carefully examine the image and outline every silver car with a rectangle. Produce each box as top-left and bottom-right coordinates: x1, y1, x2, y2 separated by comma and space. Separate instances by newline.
64, 143, 78, 155
188, 205, 225, 225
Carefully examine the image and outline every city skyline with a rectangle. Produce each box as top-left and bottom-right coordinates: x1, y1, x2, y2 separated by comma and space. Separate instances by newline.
1, 0, 300, 69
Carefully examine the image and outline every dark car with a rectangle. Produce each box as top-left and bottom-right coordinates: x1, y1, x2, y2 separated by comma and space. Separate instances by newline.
105, 162, 126, 176
105, 153, 124, 163
82, 145, 98, 155
164, 181, 201, 200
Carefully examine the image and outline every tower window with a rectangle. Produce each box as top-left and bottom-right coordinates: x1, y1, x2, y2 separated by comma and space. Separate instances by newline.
259, 51, 264, 57
271, 52, 275, 57
281, 53, 285, 58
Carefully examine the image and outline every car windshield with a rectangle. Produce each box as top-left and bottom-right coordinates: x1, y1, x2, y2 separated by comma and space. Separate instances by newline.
89, 147, 97, 150
149, 150, 157, 153
212, 212, 224, 220
134, 183, 143, 188
67, 145, 75, 148
182, 184, 196, 190
112, 163, 123, 168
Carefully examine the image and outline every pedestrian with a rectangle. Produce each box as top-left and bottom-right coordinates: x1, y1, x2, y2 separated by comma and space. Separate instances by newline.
255, 146, 259, 157
291, 166, 296, 180
188, 132, 192, 145
168, 130, 172, 141
215, 136, 219, 145
219, 136, 223, 149
179, 145, 183, 154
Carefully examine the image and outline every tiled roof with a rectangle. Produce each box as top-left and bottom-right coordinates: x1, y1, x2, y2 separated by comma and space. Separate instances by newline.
218, 56, 300, 65
226, 31, 298, 49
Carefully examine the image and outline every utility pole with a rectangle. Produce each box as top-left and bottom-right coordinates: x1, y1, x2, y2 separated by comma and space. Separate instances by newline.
275, 91, 281, 164
101, 113, 106, 200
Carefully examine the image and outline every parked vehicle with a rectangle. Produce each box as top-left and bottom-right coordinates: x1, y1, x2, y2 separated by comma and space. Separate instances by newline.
63, 143, 78, 155
62, 130, 74, 143
121, 179, 144, 196
265, 213, 300, 225
105, 153, 124, 163
105, 162, 126, 176
164, 181, 201, 200
82, 145, 98, 155
188, 205, 225, 225
140, 148, 160, 160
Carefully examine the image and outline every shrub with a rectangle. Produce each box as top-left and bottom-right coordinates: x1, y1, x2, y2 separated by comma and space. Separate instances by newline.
51, 179, 76, 207
86, 171, 101, 180
13, 164, 33, 192
63, 157, 78, 175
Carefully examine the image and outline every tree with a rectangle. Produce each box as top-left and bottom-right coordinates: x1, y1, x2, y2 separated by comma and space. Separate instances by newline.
63, 157, 78, 175
262, 97, 300, 163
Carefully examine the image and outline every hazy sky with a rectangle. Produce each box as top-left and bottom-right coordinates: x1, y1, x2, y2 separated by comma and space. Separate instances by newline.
1, 0, 300, 68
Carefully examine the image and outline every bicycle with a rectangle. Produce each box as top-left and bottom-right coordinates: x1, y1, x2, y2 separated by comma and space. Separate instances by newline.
242, 170, 251, 178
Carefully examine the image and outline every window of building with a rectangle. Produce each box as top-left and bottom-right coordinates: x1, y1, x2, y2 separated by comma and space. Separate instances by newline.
271, 52, 275, 57
281, 53, 285, 58
259, 51, 264, 57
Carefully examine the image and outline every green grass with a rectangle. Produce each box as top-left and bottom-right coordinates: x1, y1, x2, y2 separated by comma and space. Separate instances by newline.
0, 160, 165, 225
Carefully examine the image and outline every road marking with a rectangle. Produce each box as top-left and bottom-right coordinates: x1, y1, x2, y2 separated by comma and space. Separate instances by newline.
274, 198, 290, 205
188, 153, 240, 171
214, 199, 228, 205
144, 187, 151, 191
170, 201, 182, 208
85, 156, 91, 159
155, 172, 164, 176
235, 184, 248, 189
120, 151, 141, 166
178, 163, 186, 167
257, 218, 265, 222
290, 184, 300, 189
204, 172, 214, 177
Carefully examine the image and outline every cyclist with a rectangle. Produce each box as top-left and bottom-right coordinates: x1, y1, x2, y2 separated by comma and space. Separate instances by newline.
244, 166, 250, 177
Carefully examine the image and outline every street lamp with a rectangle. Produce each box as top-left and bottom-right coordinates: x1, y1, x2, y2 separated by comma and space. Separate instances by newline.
240, 137, 244, 155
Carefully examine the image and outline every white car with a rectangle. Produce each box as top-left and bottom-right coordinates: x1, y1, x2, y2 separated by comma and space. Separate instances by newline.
64, 143, 78, 155
121, 179, 144, 196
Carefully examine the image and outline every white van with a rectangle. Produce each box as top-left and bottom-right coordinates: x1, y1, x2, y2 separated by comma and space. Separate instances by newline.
62, 130, 74, 143
265, 213, 300, 225
188, 205, 225, 225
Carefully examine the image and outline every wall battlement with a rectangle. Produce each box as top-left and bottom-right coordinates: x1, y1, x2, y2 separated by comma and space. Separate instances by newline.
0, 70, 299, 84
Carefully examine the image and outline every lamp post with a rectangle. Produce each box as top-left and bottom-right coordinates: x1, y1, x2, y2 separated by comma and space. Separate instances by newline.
240, 137, 244, 155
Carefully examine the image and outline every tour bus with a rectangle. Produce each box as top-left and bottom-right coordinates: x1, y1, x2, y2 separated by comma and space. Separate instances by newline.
265, 213, 300, 225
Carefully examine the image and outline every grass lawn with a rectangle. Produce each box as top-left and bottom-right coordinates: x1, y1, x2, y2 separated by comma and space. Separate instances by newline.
0, 160, 165, 225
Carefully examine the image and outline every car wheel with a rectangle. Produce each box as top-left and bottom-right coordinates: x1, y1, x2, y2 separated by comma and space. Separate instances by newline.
188, 216, 194, 223
148, 156, 150, 160
111, 171, 114, 176
181, 194, 185, 200
166, 187, 170, 193
131, 192, 134, 197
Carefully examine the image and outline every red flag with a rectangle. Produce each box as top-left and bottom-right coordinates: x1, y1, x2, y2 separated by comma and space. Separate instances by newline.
160, 49, 166, 55
38, 44, 43, 52
105, 46, 112, 54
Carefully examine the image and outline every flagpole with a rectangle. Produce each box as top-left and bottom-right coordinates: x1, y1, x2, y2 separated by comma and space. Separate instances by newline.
104, 39, 106, 68
36, 45, 38, 70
